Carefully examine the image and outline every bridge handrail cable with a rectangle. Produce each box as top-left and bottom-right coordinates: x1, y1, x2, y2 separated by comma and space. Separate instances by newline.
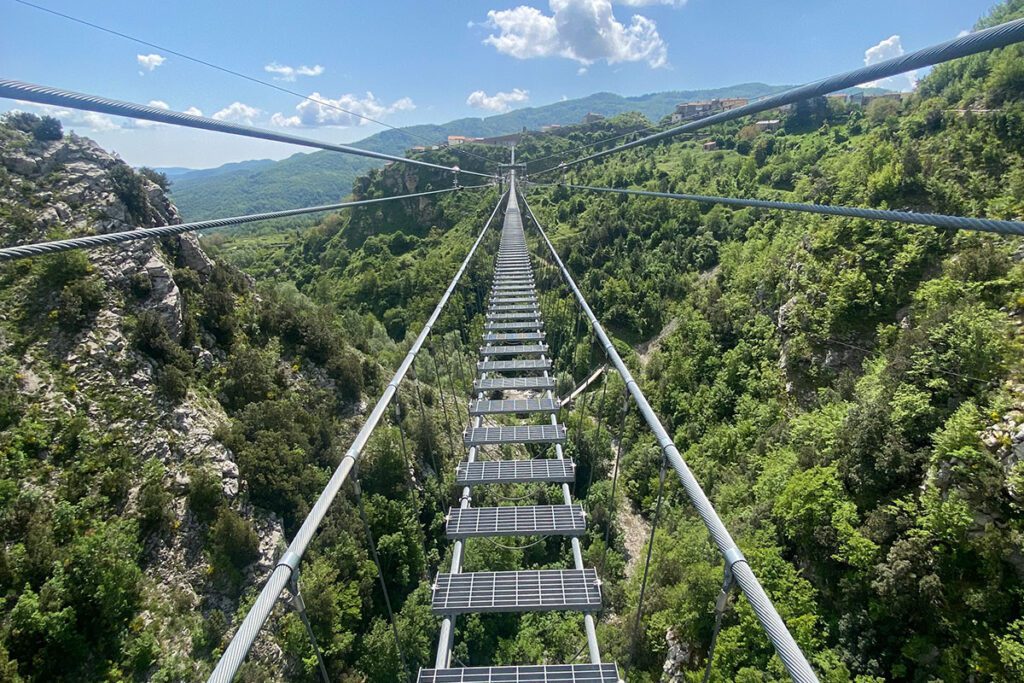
0, 187, 487, 262
535, 18, 1024, 175
0, 79, 494, 179
530, 182, 1024, 236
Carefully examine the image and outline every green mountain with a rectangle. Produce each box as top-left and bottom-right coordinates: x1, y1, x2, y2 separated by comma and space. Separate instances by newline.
168, 84, 804, 221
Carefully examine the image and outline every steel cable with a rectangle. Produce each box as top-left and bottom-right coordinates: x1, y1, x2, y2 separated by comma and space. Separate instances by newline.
0, 187, 484, 262
544, 183, 1024, 236
538, 18, 1024, 174
11, 0, 501, 170
0, 80, 495, 179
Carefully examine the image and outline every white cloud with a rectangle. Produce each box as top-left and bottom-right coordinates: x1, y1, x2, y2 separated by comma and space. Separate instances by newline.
466, 88, 530, 113
184, 106, 204, 116
148, 100, 170, 110
863, 35, 917, 92
483, 0, 667, 68
270, 91, 415, 128
264, 62, 325, 82
212, 102, 261, 125
136, 53, 166, 73
957, 29, 971, 38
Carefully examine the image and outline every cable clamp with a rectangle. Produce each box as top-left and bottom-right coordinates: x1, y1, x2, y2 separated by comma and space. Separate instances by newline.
277, 550, 302, 575
723, 545, 746, 570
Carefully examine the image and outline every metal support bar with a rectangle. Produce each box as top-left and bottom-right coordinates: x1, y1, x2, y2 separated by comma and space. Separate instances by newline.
284, 568, 330, 683
208, 191, 507, 683
702, 563, 737, 683
520, 194, 820, 683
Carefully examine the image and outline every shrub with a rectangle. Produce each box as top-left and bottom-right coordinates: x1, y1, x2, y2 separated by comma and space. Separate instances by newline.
56, 277, 104, 331
133, 310, 191, 372
210, 508, 259, 572
187, 467, 222, 524
108, 165, 150, 223
31, 116, 63, 141
2, 110, 40, 133
138, 166, 170, 191
158, 366, 189, 401
137, 460, 171, 535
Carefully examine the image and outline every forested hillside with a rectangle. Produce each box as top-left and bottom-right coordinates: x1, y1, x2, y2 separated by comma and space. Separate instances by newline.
206, 1, 1024, 680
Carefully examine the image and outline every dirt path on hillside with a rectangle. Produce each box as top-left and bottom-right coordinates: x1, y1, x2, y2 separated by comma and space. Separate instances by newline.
635, 317, 680, 367
619, 498, 651, 577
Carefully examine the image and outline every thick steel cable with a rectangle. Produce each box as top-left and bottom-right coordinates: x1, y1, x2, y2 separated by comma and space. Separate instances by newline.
0, 80, 494, 180
207, 191, 506, 683
11, 0, 500, 170
539, 18, 1024, 174
520, 193, 820, 683
548, 183, 1024, 236
0, 187, 480, 262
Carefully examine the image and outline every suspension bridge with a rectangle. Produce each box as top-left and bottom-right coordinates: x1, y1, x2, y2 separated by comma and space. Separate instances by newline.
2, 14, 1024, 683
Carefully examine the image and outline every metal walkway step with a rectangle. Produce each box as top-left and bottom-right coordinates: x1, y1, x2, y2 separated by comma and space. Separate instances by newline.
469, 397, 560, 415
482, 332, 545, 343
486, 311, 540, 321
489, 297, 538, 305
489, 303, 539, 313
417, 663, 622, 683
431, 568, 601, 614
478, 359, 552, 372
446, 504, 585, 539
455, 458, 575, 485
464, 424, 566, 446
484, 320, 542, 331
479, 344, 548, 356
474, 376, 555, 391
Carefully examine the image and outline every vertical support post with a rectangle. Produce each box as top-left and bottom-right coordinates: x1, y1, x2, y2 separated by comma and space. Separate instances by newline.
284, 563, 330, 683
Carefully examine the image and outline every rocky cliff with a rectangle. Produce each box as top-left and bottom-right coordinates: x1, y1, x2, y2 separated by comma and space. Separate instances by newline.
0, 119, 288, 680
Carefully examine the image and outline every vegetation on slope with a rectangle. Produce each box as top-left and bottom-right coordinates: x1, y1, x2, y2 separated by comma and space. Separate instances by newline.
210, 1, 1024, 680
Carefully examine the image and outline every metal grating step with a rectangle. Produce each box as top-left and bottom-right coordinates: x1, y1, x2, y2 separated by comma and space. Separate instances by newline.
446, 504, 585, 539
479, 344, 548, 356
489, 298, 538, 306
484, 320, 543, 331
455, 458, 575, 485
489, 303, 540, 312
469, 397, 560, 415
474, 376, 555, 391
464, 424, 566, 446
482, 332, 545, 343
486, 311, 541, 321
431, 568, 601, 614
417, 663, 622, 683
478, 359, 552, 372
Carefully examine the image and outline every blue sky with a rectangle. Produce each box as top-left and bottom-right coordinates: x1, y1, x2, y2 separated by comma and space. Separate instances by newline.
0, 0, 999, 168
